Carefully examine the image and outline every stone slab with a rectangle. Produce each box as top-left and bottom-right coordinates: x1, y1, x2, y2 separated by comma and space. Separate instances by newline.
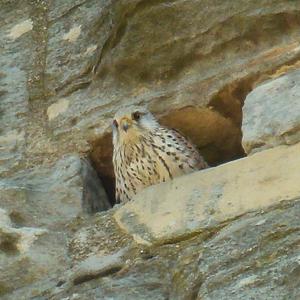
114, 142, 300, 245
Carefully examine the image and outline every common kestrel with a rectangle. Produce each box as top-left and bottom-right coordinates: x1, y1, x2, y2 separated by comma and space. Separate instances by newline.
112, 105, 208, 203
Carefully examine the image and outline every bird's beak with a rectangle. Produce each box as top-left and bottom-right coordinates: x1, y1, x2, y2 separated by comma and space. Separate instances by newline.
120, 118, 131, 132
123, 122, 129, 132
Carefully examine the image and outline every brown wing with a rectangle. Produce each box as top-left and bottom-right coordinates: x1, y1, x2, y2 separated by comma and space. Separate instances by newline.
170, 128, 208, 170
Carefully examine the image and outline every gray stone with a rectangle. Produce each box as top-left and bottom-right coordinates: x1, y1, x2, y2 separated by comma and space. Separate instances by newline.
0, 208, 48, 254
242, 69, 300, 154
0, 155, 110, 228
0, 205, 61, 299
0, 155, 110, 298
70, 249, 125, 285
41, 199, 300, 300
195, 200, 300, 300
0, 3, 32, 176
166, 199, 300, 300
80, 157, 112, 214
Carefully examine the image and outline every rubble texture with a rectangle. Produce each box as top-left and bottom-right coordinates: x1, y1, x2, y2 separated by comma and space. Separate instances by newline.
1, 0, 300, 299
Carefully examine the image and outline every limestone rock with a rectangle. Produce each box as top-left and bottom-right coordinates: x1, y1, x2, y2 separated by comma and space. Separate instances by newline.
114, 142, 300, 245
1, 155, 110, 227
1, 0, 300, 299
2, 0, 300, 186
42, 198, 300, 300
0, 208, 48, 254
242, 69, 300, 154
0, 207, 53, 298
0, 155, 110, 299
0, 3, 34, 176
42, 210, 170, 300
175, 200, 300, 300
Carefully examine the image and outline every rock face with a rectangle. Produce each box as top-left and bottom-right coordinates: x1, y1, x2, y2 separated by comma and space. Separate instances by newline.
1, 0, 300, 299
242, 68, 300, 154
2, 0, 300, 187
0, 155, 110, 298
1, 155, 110, 224
115, 142, 300, 245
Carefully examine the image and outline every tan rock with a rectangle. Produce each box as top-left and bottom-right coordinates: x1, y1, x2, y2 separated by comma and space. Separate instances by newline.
7, 19, 33, 40
47, 99, 69, 121
242, 68, 300, 154
62, 25, 82, 43
3, 0, 300, 194
114, 142, 300, 245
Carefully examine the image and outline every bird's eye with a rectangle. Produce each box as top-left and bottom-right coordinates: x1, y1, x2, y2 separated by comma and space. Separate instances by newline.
132, 111, 141, 121
113, 119, 118, 128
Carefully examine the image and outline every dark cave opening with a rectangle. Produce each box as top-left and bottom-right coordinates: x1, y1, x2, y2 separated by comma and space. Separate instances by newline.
89, 132, 116, 206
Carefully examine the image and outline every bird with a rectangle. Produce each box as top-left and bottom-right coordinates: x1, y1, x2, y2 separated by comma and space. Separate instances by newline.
112, 105, 208, 203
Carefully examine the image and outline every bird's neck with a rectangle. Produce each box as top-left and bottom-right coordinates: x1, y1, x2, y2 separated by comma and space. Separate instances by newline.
114, 130, 145, 152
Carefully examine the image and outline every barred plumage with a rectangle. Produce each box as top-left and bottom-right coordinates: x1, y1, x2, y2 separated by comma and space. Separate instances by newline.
112, 106, 208, 203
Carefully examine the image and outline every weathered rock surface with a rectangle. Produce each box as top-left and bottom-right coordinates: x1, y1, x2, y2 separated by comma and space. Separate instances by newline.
70, 248, 126, 285
0, 155, 109, 298
2, 0, 300, 188
0, 208, 48, 254
242, 68, 300, 154
1, 0, 300, 299
37, 194, 300, 300
1, 155, 110, 226
1, 143, 296, 300
0, 207, 49, 297
115, 142, 300, 245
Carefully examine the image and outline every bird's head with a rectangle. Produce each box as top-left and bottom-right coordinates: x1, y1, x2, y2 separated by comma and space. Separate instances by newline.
112, 105, 159, 147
